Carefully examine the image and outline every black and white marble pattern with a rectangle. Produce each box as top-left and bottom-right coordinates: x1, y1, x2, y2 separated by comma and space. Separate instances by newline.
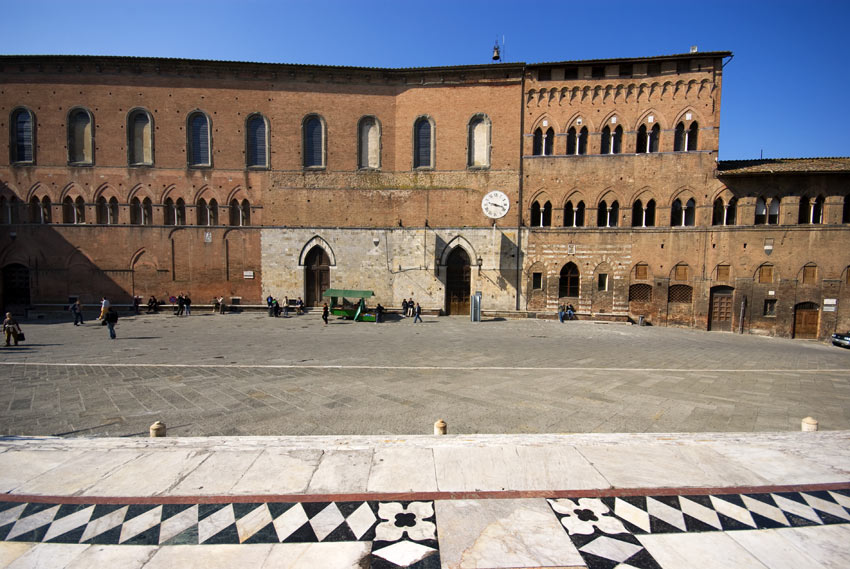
1, 490, 848, 569
548, 489, 850, 569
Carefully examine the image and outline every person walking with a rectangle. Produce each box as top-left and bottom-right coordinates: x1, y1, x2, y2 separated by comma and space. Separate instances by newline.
413, 302, 423, 323
296, 297, 304, 315
375, 303, 384, 324
322, 302, 329, 325
70, 299, 84, 326
3, 313, 23, 346
104, 306, 119, 339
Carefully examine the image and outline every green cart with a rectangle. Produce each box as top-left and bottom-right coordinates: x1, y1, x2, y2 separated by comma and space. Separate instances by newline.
322, 289, 376, 322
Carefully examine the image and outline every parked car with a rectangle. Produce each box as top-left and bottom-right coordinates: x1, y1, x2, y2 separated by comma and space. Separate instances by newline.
832, 332, 850, 348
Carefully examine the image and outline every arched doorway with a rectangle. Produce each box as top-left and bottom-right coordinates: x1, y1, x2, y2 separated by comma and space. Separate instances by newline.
709, 286, 734, 332
2, 264, 30, 312
445, 247, 471, 315
793, 302, 820, 339
559, 262, 579, 298
304, 246, 330, 307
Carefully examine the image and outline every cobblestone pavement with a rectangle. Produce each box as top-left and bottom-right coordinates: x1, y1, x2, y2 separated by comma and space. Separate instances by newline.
1, 311, 849, 437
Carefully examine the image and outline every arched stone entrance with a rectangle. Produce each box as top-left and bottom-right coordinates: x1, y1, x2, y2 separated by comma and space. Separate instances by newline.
445, 247, 470, 315
304, 246, 330, 307
2, 263, 30, 312
793, 302, 820, 339
709, 286, 734, 332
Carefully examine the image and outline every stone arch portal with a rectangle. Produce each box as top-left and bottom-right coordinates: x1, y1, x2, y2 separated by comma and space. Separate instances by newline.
445, 247, 471, 316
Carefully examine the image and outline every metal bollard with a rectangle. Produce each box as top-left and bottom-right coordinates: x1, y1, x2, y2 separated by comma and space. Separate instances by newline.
801, 417, 818, 432
149, 421, 167, 437
434, 419, 447, 435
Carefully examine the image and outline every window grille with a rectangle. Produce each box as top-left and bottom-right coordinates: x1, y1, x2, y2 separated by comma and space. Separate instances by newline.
668, 284, 693, 303
246, 115, 267, 168
413, 118, 431, 167
763, 299, 777, 316
629, 283, 652, 302
12, 109, 34, 163
188, 113, 210, 166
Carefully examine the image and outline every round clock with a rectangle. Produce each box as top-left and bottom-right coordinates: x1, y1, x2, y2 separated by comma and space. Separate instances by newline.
481, 190, 510, 219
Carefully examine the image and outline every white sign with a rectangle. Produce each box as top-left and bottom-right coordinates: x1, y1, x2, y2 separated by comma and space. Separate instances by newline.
823, 306, 836, 312
824, 298, 837, 305
204, 231, 212, 243
768, 290, 775, 296
243, 271, 254, 279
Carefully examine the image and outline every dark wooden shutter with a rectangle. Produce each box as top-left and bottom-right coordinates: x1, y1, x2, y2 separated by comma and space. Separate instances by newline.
191, 114, 209, 165
15, 111, 33, 162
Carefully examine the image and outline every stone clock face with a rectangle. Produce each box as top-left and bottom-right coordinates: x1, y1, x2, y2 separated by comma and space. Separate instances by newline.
482, 190, 510, 219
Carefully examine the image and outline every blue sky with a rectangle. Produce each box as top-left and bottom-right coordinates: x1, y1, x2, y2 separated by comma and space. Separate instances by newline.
4, 0, 848, 160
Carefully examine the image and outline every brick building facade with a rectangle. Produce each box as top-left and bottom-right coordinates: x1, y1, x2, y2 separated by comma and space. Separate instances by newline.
1, 52, 848, 339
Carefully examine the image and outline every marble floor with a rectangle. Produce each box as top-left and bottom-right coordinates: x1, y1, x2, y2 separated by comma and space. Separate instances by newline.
1, 433, 849, 568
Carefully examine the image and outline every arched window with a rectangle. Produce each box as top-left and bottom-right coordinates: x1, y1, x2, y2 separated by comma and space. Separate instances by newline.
755, 197, 767, 225
798, 195, 824, 224
175, 198, 186, 225
10, 108, 35, 164
246, 114, 269, 168
187, 112, 211, 167
684, 198, 695, 226
28, 197, 39, 223
671, 199, 683, 226
577, 126, 588, 155
844, 194, 850, 223
467, 115, 490, 168
544, 127, 554, 155
564, 200, 585, 227
358, 116, 381, 169
668, 284, 693, 303
636, 125, 651, 153
533, 128, 543, 156
768, 197, 780, 225
629, 284, 652, 302
62, 197, 74, 223
632, 199, 643, 226
598, 200, 619, 227
3, 197, 20, 224
164, 198, 176, 226
130, 197, 142, 225
413, 117, 433, 168
567, 127, 577, 155
68, 108, 93, 164
96, 197, 108, 224
674, 121, 699, 151
601, 124, 623, 154
241, 199, 251, 225
649, 124, 660, 152
108, 197, 119, 225
197, 198, 209, 226
531, 200, 551, 227
303, 115, 325, 168
142, 198, 153, 226
712, 199, 724, 225
128, 109, 153, 166
643, 199, 656, 226
687, 122, 699, 151
559, 262, 580, 298
208, 199, 219, 225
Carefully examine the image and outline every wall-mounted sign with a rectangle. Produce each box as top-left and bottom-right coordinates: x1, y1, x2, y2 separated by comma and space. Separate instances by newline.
824, 298, 837, 305
243, 271, 254, 279
204, 231, 212, 243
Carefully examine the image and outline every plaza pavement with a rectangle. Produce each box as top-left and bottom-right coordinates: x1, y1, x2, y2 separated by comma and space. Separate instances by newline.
1, 311, 849, 568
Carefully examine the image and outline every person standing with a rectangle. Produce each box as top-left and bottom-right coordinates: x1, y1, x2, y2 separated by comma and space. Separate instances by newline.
401, 298, 409, 318
322, 302, 329, 325
413, 302, 423, 323
376, 303, 384, 324
3, 313, 22, 346
104, 306, 119, 339
283, 296, 290, 317
176, 293, 185, 316
184, 293, 192, 316
70, 299, 84, 326
407, 298, 415, 317
297, 297, 304, 315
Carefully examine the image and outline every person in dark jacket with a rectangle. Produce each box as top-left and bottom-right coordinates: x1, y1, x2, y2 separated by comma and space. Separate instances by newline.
322, 302, 329, 325
105, 307, 119, 339
3, 313, 22, 346
401, 298, 409, 318
413, 303, 423, 323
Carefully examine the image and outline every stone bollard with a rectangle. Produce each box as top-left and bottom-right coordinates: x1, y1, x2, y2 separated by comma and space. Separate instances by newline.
801, 417, 818, 432
434, 419, 447, 435
149, 421, 167, 437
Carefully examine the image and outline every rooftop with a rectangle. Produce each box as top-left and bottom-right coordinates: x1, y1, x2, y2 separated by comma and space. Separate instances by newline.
718, 157, 850, 176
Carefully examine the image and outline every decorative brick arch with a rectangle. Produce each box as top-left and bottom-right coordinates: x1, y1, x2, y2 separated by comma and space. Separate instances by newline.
437, 235, 477, 267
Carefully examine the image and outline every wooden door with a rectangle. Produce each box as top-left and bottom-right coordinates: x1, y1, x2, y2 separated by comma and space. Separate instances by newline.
793, 303, 820, 339
709, 287, 733, 332
305, 247, 330, 307
2, 263, 30, 313
445, 248, 470, 315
